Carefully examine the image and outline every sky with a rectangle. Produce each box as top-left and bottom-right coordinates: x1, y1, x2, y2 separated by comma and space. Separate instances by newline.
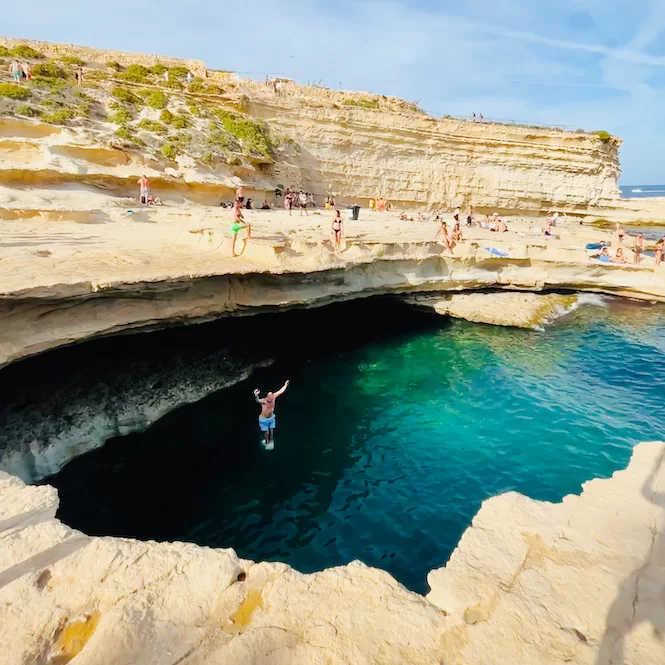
4, 0, 665, 184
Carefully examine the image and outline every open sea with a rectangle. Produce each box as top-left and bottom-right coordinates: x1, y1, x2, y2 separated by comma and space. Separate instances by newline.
620, 185, 665, 199
44, 296, 665, 594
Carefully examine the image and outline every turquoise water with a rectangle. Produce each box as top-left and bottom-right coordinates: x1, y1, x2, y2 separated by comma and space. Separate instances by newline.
46, 296, 665, 593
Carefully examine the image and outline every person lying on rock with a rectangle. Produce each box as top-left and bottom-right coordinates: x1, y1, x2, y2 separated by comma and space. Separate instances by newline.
254, 380, 289, 450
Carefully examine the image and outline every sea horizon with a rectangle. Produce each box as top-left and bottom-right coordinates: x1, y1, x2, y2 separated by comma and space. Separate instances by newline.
620, 184, 665, 199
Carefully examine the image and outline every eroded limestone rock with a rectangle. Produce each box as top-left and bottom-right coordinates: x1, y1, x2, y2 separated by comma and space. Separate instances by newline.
1, 443, 664, 664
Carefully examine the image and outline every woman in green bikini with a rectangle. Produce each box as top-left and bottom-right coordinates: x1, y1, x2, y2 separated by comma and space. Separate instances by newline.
231, 202, 251, 256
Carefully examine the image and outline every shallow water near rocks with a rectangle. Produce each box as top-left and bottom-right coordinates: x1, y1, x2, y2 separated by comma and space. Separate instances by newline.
46, 296, 665, 593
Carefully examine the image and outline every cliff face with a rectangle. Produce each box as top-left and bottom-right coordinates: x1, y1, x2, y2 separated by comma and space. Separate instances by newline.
1, 442, 664, 665
0, 37, 622, 214
249, 86, 621, 212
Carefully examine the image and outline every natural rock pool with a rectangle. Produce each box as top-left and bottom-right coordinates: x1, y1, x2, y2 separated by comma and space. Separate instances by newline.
39, 296, 665, 593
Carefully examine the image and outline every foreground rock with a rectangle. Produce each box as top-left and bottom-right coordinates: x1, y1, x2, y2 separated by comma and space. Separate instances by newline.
1, 443, 663, 664
403, 291, 579, 329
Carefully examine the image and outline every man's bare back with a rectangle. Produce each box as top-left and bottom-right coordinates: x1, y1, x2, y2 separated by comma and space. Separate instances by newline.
254, 380, 289, 449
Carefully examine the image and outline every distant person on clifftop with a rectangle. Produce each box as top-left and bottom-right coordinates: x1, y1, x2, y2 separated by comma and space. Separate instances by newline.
231, 201, 251, 256
10, 61, 21, 84
254, 380, 289, 450
332, 209, 344, 253
466, 205, 474, 226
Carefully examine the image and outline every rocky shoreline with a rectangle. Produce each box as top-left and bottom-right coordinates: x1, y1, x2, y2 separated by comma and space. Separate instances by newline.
1, 442, 663, 664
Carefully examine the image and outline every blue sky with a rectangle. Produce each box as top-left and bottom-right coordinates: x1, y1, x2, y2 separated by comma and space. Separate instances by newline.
5, 0, 664, 183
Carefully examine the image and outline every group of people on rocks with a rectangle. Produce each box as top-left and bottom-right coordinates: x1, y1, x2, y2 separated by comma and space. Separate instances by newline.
471, 113, 485, 122
616, 224, 664, 266
8, 60, 31, 83
283, 188, 315, 216
368, 197, 391, 212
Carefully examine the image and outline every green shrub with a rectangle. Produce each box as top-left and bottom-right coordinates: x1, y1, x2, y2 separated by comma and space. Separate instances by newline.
149, 63, 167, 75
201, 151, 217, 165
188, 77, 204, 92
120, 63, 151, 82
58, 55, 85, 66
170, 132, 191, 148
138, 118, 166, 133
0, 46, 10, 57
109, 107, 133, 123
594, 130, 613, 141
170, 114, 190, 129
168, 66, 189, 80
213, 108, 271, 154
111, 86, 140, 104
342, 98, 379, 109
159, 109, 174, 123
42, 108, 75, 125
145, 90, 168, 109
187, 102, 202, 116
209, 130, 232, 149
0, 83, 30, 100
204, 84, 224, 95
32, 62, 67, 79
10, 45, 43, 59
164, 79, 183, 90
40, 98, 62, 107
161, 143, 177, 159
115, 125, 135, 141
16, 104, 40, 117
106, 60, 122, 71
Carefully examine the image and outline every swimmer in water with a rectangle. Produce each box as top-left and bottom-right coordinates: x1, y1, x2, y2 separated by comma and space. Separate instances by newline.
253, 380, 289, 450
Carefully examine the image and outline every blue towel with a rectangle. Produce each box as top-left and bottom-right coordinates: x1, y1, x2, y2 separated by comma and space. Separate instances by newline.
483, 247, 509, 258
597, 254, 612, 263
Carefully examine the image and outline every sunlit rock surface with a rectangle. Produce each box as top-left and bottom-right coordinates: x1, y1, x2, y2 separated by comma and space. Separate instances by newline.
1, 443, 664, 664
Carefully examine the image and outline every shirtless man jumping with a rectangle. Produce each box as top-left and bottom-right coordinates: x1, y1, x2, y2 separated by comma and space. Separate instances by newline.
253, 380, 289, 450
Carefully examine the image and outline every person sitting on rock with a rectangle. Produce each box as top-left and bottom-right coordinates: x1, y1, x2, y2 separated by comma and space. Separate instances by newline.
261, 200, 271, 210
613, 247, 627, 264
436, 220, 454, 253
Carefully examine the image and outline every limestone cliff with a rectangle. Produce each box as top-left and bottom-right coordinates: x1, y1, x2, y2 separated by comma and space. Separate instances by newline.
1, 442, 664, 664
0, 36, 622, 214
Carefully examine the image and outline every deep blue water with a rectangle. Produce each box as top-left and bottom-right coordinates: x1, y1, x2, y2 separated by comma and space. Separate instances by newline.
46, 297, 665, 593
620, 184, 665, 199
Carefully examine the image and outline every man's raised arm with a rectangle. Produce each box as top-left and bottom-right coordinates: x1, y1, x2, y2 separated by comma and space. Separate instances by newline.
253, 388, 265, 404
274, 380, 290, 397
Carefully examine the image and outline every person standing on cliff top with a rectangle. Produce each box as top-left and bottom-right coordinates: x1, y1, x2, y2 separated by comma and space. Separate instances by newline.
137, 175, 151, 204
254, 380, 289, 450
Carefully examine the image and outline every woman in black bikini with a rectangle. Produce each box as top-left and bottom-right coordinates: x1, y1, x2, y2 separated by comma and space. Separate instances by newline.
332, 209, 343, 253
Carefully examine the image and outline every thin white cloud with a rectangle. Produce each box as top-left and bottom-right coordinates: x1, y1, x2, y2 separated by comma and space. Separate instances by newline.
467, 23, 665, 67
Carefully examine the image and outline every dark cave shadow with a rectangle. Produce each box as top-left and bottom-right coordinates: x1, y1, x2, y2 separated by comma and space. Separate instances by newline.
594, 450, 665, 664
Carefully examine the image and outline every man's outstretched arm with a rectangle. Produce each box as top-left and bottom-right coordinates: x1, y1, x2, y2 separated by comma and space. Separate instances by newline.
253, 389, 266, 404
274, 380, 290, 397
